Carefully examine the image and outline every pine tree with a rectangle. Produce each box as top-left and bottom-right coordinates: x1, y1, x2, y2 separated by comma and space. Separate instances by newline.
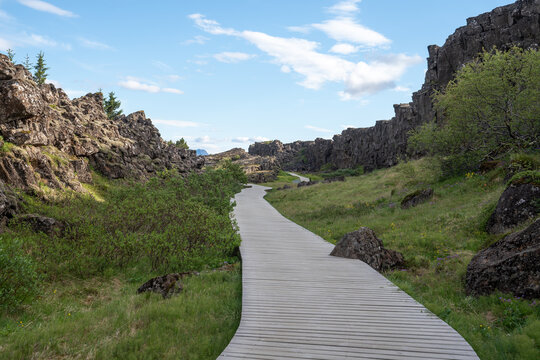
23, 54, 32, 72
33, 51, 49, 85
6, 49, 15, 62
103, 92, 123, 119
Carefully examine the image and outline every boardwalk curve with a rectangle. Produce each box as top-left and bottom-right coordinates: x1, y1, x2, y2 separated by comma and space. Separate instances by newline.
288, 172, 310, 183
219, 185, 479, 359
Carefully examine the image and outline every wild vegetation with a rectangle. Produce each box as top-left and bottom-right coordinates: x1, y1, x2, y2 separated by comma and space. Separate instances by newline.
266, 155, 539, 360
1, 166, 246, 358
409, 47, 539, 176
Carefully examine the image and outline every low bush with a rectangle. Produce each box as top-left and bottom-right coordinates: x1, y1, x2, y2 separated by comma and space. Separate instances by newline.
17, 166, 246, 279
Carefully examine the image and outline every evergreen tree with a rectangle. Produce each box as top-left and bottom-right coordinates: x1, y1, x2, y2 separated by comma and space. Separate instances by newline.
33, 51, 49, 85
23, 54, 32, 72
103, 92, 123, 119
6, 49, 15, 62
175, 138, 189, 149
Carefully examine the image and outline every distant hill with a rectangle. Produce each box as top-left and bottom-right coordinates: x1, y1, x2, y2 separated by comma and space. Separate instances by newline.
196, 149, 208, 156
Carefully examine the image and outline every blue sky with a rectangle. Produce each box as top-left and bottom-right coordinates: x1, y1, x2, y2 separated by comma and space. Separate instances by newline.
0, 0, 511, 153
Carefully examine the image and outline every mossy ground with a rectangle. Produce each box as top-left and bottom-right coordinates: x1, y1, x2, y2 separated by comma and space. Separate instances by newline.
264, 158, 539, 360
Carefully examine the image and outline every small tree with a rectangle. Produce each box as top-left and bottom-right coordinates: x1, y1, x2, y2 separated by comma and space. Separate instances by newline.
175, 138, 189, 149
6, 49, 15, 62
33, 51, 49, 85
408, 47, 540, 175
103, 92, 123, 119
23, 54, 32, 72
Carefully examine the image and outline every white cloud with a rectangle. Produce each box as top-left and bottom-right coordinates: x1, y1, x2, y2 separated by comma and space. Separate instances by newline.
329, 0, 362, 15
190, 14, 421, 99
17, 0, 77, 17
64, 89, 85, 98
167, 74, 182, 82
329, 43, 358, 55
287, 25, 311, 34
194, 135, 213, 144
152, 60, 172, 72
393, 85, 411, 92
183, 35, 209, 45
118, 77, 184, 94
0, 37, 13, 51
46, 79, 61, 87
214, 52, 255, 63
280, 65, 291, 73
8, 33, 71, 50
305, 125, 333, 133
0, 10, 14, 21
312, 18, 390, 47
153, 119, 199, 128
79, 38, 113, 50
231, 136, 270, 143
162, 88, 184, 94
188, 14, 237, 36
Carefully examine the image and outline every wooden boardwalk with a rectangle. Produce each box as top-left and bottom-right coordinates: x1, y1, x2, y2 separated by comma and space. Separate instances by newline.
219, 185, 479, 359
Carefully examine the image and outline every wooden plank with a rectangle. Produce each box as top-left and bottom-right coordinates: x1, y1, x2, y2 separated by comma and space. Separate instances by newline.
219, 185, 479, 359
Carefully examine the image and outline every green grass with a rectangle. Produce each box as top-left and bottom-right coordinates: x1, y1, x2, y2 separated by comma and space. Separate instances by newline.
264, 157, 539, 359
0, 267, 241, 359
260, 170, 301, 188
1, 165, 246, 358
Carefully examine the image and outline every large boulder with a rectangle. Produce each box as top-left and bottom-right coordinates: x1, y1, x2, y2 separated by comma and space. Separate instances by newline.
487, 183, 539, 234
400, 188, 434, 209
15, 214, 65, 236
466, 218, 540, 299
330, 227, 405, 272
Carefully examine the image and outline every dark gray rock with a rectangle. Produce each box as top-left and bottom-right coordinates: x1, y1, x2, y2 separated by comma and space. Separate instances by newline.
137, 272, 198, 299
0, 181, 20, 228
466, 218, 540, 299
487, 183, 540, 234
16, 213, 65, 236
401, 188, 434, 209
297, 180, 319, 187
330, 227, 405, 272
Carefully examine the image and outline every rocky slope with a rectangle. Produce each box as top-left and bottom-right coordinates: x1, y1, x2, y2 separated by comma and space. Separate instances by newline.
0, 54, 203, 193
205, 147, 280, 183
250, 0, 540, 171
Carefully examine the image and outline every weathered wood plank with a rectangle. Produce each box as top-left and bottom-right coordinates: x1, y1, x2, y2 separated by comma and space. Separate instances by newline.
219, 185, 479, 359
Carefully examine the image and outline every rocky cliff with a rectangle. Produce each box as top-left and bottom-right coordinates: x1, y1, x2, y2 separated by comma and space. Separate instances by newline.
0, 54, 203, 193
250, 0, 540, 171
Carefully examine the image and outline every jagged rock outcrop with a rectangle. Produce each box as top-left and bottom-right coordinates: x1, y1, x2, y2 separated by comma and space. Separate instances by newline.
249, 0, 540, 172
15, 214, 65, 236
0, 54, 203, 192
206, 147, 280, 183
330, 227, 405, 272
466, 218, 540, 299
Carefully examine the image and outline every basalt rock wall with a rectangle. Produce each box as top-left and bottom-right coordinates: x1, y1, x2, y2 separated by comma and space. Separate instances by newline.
0, 54, 203, 193
249, 0, 540, 171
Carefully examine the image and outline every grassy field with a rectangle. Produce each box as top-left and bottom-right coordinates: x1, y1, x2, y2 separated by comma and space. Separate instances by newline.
264, 158, 539, 360
1, 168, 245, 359
0, 267, 241, 359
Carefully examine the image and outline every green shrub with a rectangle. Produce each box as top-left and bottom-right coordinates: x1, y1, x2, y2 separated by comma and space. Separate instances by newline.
409, 47, 540, 176
21, 167, 245, 278
509, 152, 540, 173
0, 237, 40, 312
320, 166, 363, 179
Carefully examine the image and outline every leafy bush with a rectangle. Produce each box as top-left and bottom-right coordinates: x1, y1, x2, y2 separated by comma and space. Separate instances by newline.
0, 237, 39, 312
20, 167, 245, 278
409, 47, 540, 175
509, 152, 540, 173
